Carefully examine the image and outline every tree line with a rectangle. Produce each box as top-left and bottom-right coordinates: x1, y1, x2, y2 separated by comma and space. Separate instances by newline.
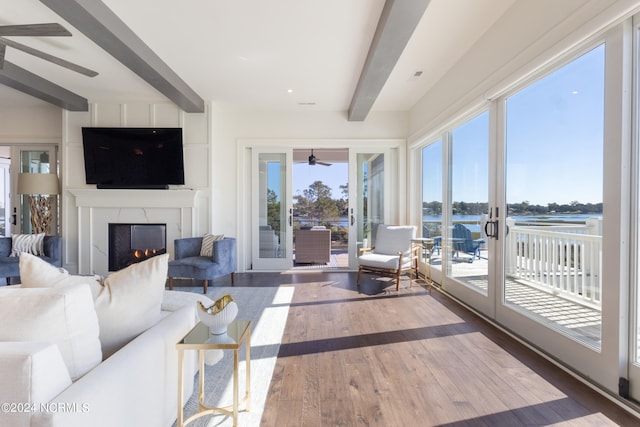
422, 200, 603, 216
267, 180, 350, 234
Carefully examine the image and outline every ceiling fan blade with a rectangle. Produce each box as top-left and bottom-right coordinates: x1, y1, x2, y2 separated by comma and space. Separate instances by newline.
0, 23, 71, 37
0, 43, 5, 69
0, 37, 98, 77
317, 161, 332, 167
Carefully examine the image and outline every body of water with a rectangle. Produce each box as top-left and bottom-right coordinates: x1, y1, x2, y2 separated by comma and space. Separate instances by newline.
423, 213, 602, 233
297, 214, 602, 233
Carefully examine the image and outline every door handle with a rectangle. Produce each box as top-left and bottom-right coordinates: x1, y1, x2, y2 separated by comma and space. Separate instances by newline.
350, 215, 355, 226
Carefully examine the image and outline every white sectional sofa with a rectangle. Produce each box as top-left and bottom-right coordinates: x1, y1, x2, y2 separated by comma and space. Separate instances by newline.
0, 253, 210, 427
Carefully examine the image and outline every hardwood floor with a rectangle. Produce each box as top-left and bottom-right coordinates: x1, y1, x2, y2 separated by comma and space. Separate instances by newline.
228, 271, 639, 426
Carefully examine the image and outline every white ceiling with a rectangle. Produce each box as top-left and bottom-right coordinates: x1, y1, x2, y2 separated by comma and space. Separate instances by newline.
0, 0, 516, 114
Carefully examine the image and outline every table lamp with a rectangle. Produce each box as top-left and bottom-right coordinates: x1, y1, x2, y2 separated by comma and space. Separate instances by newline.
17, 173, 60, 234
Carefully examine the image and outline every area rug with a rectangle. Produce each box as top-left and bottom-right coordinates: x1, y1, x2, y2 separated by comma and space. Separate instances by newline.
175, 285, 294, 427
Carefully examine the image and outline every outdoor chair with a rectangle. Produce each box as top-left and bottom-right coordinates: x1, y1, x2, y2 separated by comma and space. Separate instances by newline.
423, 224, 441, 256
356, 224, 418, 291
451, 223, 482, 262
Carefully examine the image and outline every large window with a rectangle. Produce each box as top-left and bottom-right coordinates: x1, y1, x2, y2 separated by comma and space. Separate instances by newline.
504, 45, 605, 348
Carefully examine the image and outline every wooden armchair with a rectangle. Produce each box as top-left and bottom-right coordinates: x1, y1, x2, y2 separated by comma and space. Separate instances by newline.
356, 224, 418, 291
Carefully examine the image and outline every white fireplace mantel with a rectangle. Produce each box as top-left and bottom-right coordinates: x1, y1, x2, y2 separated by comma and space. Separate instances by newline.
69, 188, 198, 208
69, 188, 200, 275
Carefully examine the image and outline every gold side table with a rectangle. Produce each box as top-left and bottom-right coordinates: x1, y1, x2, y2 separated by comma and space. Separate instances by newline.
177, 320, 252, 427
412, 237, 434, 293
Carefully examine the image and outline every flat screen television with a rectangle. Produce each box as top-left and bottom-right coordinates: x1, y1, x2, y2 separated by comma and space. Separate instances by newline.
82, 127, 185, 189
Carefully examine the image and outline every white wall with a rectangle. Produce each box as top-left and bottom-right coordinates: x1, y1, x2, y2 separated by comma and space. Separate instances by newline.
61, 102, 211, 274
0, 104, 61, 144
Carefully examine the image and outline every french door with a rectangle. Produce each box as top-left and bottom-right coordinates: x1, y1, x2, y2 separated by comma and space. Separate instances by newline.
419, 30, 621, 395
439, 110, 494, 317
347, 149, 389, 268
251, 148, 293, 270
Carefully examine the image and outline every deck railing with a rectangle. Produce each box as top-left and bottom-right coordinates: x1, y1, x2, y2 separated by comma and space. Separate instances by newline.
504, 218, 602, 309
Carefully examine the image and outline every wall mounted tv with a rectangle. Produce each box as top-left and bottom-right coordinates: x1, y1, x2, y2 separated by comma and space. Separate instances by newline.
82, 127, 185, 189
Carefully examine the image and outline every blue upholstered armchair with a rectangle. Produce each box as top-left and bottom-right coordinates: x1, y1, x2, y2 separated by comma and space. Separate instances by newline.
167, 237, 236, 294
0, 236, 62, 285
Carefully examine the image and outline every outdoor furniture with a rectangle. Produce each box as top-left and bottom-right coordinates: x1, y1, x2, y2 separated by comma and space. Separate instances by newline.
167, 236, 236, 294
451, 223, 482, 262
259, 226, 280, 258
295, 226, 331, 264
356, 224, 418, 291
423, 225, 441, 255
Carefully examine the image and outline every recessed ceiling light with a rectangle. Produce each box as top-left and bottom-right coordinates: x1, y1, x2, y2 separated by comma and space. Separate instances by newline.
297, 102, 316, 106
287, 89, 293, 93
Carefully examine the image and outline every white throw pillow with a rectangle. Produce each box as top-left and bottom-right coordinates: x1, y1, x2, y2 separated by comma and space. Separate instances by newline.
200, 233, 224, 257
0, 285, 102, 381
94, 253, 169, 358
19, 253, 103, 291
10, 233, 45, 257
19, 253, 169, 359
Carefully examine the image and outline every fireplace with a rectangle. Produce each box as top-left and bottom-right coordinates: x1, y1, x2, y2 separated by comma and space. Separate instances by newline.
108, 223, 167, 271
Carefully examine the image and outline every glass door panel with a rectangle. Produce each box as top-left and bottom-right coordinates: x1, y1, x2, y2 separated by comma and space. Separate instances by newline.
631, 18, 640, 401
421, 140, 443, 283
0, 156, 9, 237
446, 112, 490, 294
14, 147, 58, 235
252, 149, 293, 270
348, 150, 386, 267
503, 45, 604, 349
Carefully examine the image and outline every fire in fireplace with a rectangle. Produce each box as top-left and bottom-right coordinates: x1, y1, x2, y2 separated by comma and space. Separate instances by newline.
108, 223, 166, 271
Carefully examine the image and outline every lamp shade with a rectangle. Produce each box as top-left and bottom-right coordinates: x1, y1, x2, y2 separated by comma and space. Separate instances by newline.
17, 173, 60, 195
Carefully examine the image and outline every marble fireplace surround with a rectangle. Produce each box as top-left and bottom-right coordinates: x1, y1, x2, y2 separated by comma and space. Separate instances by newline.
69, 189, 199, 276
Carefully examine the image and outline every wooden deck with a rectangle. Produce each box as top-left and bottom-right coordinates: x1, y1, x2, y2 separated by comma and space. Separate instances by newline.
429, 251, 603, 348
223, 271, 638, 426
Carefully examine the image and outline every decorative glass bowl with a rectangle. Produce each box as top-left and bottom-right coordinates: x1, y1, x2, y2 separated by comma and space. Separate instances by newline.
197, 294, 238, 335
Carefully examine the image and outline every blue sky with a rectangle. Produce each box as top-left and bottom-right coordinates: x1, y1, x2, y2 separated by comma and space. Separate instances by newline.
275, 45, 605, 207
293, 162, 348, 199
424, 44, 604, 206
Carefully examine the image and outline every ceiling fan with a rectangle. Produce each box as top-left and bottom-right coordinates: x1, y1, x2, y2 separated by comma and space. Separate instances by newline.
308, 149, 331, 166
0, 23, 98, 77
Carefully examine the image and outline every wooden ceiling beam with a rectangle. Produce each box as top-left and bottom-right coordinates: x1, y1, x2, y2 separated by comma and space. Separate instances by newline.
41, 0, 205, 113
0, 61, 88, 111
348, 0, 430, 121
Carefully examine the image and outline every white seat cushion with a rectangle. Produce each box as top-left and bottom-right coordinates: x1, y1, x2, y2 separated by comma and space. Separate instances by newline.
358, 253, 402, 270
358, 253, 411, 270
0, 284, 102, 381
